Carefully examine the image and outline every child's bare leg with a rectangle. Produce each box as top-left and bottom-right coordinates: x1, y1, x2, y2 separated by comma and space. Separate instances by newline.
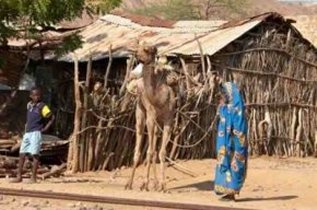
10, 154, 26, 183
31, 155, 39, 183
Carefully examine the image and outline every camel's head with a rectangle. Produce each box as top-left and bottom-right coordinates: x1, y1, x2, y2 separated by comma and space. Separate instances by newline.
93, 81, 103, 95
136, 44, 157, 64
207, 71, 223, 104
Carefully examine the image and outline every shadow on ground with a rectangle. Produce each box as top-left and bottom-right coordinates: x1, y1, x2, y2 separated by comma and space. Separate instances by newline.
49, 179, 103, 184
236, 195, 298, 202
170, 180, 214, 191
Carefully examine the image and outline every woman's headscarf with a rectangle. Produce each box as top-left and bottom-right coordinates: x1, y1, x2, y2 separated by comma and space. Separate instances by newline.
221, 82, 247, 138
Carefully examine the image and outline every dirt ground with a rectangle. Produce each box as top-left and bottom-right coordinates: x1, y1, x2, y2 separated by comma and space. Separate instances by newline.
0, 157, 316, 210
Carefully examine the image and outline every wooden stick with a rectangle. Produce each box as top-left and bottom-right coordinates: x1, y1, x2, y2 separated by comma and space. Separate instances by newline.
104, 44, 113, 89
180, 58, 201, 87
289, 108, 297, 156
166, 157, 198, 177
80, 55, 92, 172
41, 163, 67, 180
119, 56, 134, 96
68, 56, 82, 173
258, 107, 272, 155
102, 152, 114, 171
295, 109, 303, 157
0, 140, 17, 144
195, 34, 207, 82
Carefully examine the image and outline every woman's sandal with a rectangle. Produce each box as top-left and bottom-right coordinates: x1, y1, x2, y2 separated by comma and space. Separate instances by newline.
219, 194, 235, 202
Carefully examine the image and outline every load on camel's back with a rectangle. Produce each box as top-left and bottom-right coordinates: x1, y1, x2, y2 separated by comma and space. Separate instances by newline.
126, 55, 176, 96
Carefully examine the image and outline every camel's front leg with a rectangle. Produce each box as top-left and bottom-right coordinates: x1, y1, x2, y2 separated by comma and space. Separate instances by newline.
152, 126, 159, 190
141, 117, 155, 191
125, 104, 145, 190
158, 123, 172, 192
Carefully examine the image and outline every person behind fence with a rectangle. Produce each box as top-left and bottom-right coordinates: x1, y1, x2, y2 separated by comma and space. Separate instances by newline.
11, 87, 55, 183
214, 81, 248, 201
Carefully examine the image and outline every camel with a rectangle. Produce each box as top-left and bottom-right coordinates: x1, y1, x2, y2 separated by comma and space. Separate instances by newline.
125, 43, 176, 192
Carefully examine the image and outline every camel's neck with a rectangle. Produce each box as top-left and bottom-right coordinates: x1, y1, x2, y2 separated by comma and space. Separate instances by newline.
142, 62, 156, 99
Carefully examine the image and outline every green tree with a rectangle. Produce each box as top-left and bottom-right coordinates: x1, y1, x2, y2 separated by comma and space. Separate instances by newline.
131, 0, 248, 20
0, 0, 121, 56
87, 0, 122, 14
132, 0, 200, 20
197, 0, 248, 20
133, 0, 201, 20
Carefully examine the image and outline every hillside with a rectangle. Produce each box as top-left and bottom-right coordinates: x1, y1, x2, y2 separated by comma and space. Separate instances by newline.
120, 0, 317, 20
247, 0, 317, 16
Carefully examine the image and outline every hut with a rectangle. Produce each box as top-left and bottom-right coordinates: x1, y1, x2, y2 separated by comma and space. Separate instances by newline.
0, 14, 96, 158
20, 12, 317, 171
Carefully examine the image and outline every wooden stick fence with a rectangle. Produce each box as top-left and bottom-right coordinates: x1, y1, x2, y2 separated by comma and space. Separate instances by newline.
65, 20, 317, 173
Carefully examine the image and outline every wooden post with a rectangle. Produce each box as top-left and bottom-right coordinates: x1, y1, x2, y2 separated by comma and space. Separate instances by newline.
104, 45, 113, 90
119, 56, 134, 96
85, 56, 93, 171
295, 109, 303, 157
79, 55, 92, 172
180, 58, 191, 94
70, 57, 82, 173
195, 34, 206, 82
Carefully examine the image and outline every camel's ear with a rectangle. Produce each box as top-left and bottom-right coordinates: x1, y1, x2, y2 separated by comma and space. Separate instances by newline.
146, 46, 157, 54
127, 39, 140, 52
143, 46, 149, 52
143, 45, 157, 54
152, 46, 158, 54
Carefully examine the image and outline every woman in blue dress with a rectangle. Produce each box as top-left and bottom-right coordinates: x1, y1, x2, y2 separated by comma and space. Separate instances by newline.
214, 82, 248, 201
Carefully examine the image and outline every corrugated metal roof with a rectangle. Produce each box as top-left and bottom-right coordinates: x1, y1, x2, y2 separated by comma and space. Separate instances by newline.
8, 30, 64, 48
100, 14, 226, 33
160, 21, 260, 56
49, 13, 296, 62
173, 20, 227, 31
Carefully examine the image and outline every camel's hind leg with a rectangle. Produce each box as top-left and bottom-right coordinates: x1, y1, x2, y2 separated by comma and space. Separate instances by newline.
141, 115, 155, 191
125, 103, 145, 190
158, 123, 172, 192
314, 131, 317, 157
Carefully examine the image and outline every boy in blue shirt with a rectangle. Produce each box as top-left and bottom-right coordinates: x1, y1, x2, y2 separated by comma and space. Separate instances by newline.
11, 87, 54, 183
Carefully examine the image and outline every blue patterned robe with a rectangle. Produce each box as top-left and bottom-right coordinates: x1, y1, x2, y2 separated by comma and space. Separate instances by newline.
214, 82, 248, 195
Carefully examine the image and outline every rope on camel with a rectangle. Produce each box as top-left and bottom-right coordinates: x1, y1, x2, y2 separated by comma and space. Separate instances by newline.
155, 110, 219, 149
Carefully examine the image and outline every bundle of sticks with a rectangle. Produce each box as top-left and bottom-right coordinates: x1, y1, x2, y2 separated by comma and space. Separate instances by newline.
0, 135, 21, 153
0, 156, 67, 180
